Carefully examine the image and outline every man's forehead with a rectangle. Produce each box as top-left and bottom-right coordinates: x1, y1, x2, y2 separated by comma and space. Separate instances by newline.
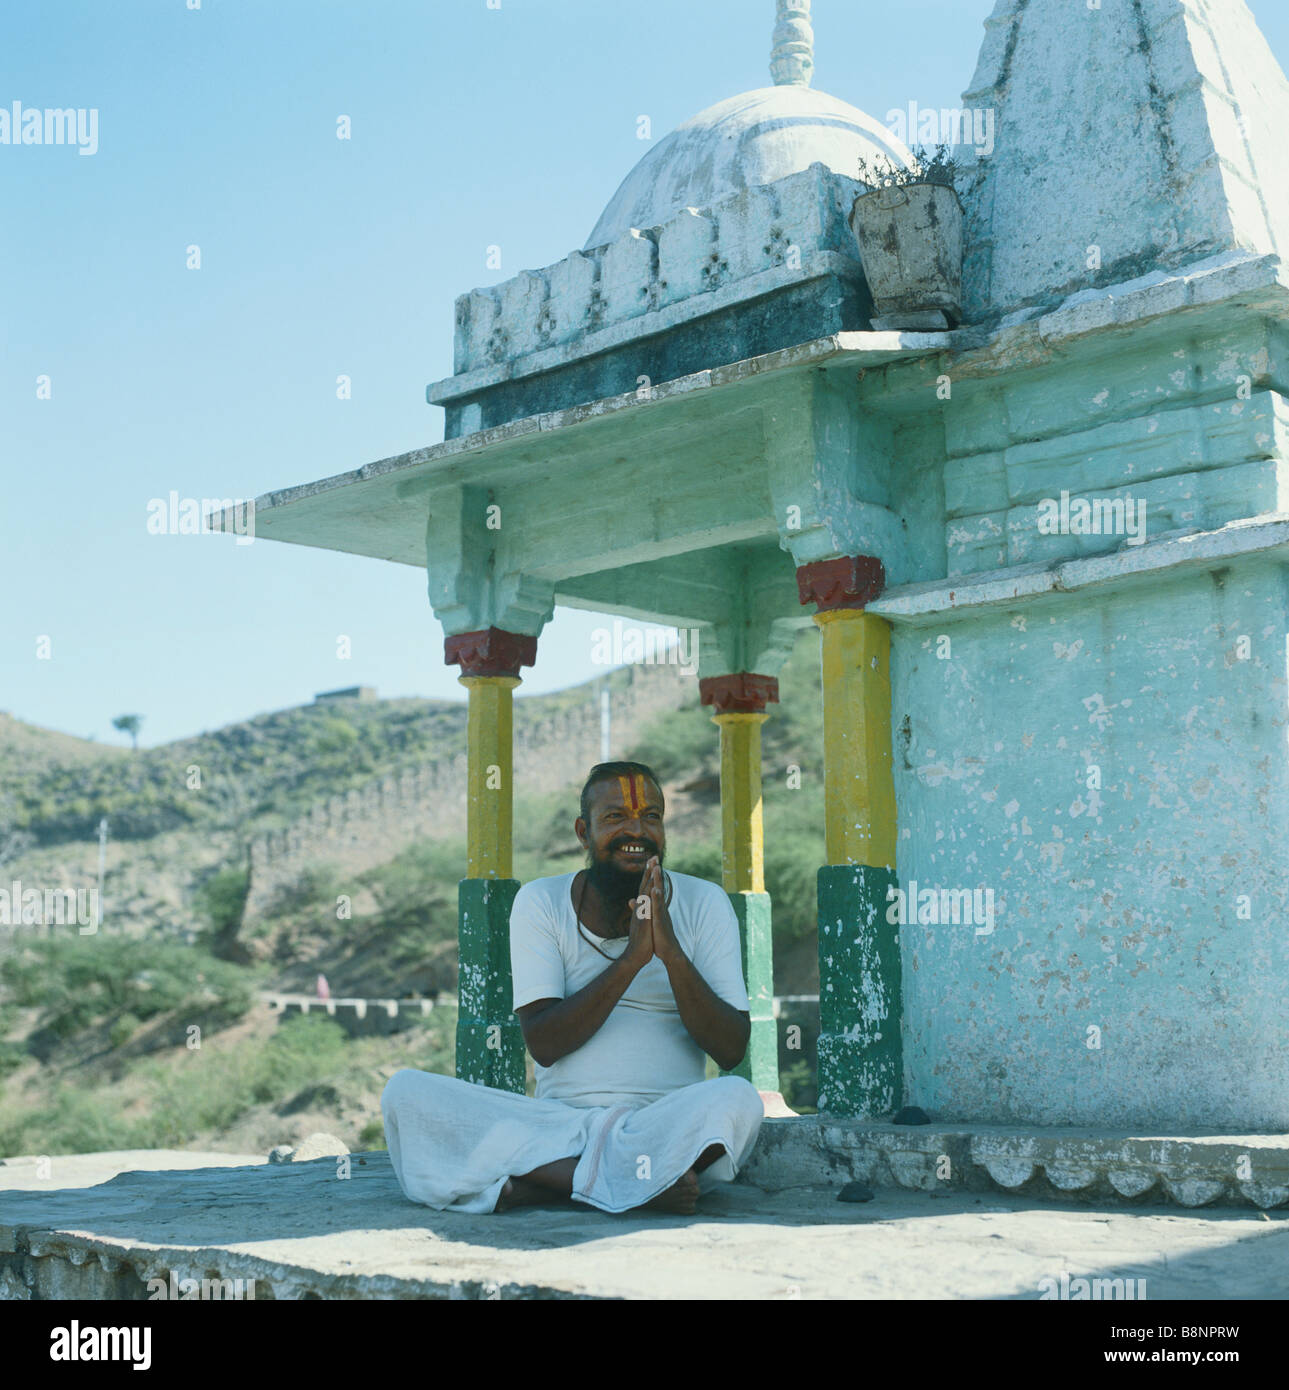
589, 773, 662, 813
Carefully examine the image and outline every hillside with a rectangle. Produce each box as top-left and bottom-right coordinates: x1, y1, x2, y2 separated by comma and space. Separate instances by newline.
0, 664, 686, 939
8, 693, 468, 847
0, 631, 828, 1152
0, 713, 130, 771
1, 638, 826, 984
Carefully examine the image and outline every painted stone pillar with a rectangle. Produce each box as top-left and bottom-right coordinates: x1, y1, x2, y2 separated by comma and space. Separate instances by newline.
461, 674, 518, 880
797, 557, 902, 1118
445, 627, 536, 1092
699, 672, 780, 1098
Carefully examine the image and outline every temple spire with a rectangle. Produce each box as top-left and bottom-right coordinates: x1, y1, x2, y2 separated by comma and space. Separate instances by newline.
770, 0, 813, 88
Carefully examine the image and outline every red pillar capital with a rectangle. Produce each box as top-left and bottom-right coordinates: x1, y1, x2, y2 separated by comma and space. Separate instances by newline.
699, 673, 781, 715
796, 556, 886, 613
444, 627, 538, 678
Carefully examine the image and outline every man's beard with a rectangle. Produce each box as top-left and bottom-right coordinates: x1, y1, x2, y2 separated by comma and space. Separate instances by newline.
586, 839, 664, 906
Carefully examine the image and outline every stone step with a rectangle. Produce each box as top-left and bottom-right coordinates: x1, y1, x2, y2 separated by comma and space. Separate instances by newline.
742, 1118, 1289, 1210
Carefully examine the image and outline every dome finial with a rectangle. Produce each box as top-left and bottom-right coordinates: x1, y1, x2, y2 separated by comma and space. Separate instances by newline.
771, 0, 813, 88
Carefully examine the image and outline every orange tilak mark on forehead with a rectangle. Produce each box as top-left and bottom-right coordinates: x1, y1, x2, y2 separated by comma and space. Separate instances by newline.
617, 774, 647, 812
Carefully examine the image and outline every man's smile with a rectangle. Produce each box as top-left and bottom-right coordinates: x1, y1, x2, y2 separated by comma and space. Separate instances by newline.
611, 840, 654, 859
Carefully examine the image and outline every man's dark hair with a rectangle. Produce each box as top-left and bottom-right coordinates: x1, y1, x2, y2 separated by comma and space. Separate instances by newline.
579, 761, 665, 824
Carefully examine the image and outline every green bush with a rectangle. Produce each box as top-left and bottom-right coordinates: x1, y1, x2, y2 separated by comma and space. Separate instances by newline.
364, 842, 459, 939
513, 788, 581, 868
194, 865, 250, 935
263, 865, 341, 919
292, 866, 337, 906
252, 1013, 349, 1099
0, 1083, 135, 1156
0, 1040, 28, 1079
358, 1118, 387, 1150
0, 938, 258, 1040
779, 1058, 817, 1114
0, 1011, 458, 1158
311, 717, 359, 755
142, 1012, 351, 1142
108, 1013, 141, 1050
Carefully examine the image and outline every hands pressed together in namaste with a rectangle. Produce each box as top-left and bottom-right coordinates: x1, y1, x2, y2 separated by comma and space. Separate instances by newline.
624, 856, 681, 971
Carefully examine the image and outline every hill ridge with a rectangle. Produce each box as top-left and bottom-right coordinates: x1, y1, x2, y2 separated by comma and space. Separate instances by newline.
242, 663, 692, 919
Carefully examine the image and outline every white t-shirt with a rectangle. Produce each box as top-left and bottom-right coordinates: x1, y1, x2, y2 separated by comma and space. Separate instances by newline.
509, 869, 750, 1108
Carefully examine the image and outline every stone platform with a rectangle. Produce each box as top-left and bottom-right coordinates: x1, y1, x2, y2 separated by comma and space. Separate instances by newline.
2, 1138, 1289, 1300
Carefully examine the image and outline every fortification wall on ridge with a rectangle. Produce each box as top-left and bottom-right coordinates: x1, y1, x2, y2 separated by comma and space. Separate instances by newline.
243, 665, 691, 920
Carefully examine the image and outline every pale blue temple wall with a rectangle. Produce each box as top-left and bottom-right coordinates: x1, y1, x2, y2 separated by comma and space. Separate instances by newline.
893, 558, 1289, 1129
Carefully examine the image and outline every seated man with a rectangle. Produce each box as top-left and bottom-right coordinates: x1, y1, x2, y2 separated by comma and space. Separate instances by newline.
381, 760, 765, 1215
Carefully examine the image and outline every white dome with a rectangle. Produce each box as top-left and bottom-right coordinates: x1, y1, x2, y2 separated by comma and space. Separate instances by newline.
586, 85, 914, 249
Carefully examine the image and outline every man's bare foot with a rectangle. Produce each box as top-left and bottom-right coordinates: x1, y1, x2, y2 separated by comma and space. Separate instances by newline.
642, 1168, 700, 1214
495, 1176, 549, 1211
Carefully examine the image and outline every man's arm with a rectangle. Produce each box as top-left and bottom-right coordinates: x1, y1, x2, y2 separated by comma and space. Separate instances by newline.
515, 903, 655, 1067
640, 859, 750, 1073
660, 949, 750, 1073
515, 955, 642, 1067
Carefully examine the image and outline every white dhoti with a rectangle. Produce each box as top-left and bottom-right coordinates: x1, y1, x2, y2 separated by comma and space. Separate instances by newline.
381, 1069, 765, 1215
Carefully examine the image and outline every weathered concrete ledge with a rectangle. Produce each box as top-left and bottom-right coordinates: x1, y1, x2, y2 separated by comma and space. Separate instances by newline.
867, 513, 1289, 625
743, 1118, 1289, 1210
429, 251, 867, 404
946, 249, 1289, 370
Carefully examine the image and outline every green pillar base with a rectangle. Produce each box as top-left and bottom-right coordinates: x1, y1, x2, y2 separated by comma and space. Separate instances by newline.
816, 864, 902, 1119
723, 891, 778, 1093
456, 878, 525, 1092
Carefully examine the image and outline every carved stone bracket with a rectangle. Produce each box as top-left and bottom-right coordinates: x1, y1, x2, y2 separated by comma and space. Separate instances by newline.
444, 627, 538, 678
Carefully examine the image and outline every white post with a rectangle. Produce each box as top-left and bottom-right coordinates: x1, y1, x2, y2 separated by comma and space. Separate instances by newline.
600, 684, 611, 761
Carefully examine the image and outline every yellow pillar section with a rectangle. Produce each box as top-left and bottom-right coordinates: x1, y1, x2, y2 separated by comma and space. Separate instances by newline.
459, 675, 520, 879
813, 609, 897, 868
714, 711, 769, 894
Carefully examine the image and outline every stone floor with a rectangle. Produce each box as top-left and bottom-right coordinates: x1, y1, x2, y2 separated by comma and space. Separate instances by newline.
2, 1149, 1288, 1299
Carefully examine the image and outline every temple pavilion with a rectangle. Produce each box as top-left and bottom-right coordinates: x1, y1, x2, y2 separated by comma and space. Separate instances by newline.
223, 0, 1289, 1131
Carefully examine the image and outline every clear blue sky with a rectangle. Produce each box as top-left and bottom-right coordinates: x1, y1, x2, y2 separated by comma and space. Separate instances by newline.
4, 0, 1288, 747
